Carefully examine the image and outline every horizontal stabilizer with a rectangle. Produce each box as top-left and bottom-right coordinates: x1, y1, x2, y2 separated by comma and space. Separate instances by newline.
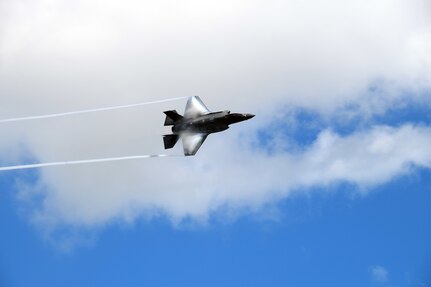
163, 134, 179, 149
163, 110, 183, 126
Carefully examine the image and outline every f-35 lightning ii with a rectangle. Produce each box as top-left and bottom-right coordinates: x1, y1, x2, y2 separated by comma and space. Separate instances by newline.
163, 96, 254, 156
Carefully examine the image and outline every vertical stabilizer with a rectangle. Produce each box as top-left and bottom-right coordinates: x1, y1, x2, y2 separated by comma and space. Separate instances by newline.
163, 110, 183, 126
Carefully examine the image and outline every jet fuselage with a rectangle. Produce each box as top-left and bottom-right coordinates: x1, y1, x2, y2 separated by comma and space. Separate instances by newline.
171, 111, 254, 134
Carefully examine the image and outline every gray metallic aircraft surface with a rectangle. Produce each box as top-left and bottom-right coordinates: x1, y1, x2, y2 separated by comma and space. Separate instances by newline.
163, 96, 254, 156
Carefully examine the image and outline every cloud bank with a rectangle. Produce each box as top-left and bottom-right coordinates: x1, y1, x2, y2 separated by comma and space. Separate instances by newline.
1, 0, 431, 233
20, 124, 431, 228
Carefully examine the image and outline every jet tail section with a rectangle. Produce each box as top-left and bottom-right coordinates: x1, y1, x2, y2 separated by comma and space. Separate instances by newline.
163, 110, 183, 126
163, 134, 179, 149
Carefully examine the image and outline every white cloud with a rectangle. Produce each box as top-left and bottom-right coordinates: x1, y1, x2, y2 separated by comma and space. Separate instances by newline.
1, 0, 431, 232
1, 0, 430, 113
15, 123, 431, 229
370, 265, 389, 283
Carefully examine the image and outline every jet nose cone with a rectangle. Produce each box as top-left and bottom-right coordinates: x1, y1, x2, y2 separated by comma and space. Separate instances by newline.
244, 113, 255, 119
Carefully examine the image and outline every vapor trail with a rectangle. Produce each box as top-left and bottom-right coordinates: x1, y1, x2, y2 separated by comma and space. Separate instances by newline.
0, 154, 182, 171
0, 96, 187, 123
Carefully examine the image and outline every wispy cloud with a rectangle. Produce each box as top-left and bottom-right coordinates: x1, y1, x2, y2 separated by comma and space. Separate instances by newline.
370, 265, 389, 284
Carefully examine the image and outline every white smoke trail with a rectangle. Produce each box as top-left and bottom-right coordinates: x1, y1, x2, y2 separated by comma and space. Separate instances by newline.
0, 154, 183, 171
0, 96, 187, 123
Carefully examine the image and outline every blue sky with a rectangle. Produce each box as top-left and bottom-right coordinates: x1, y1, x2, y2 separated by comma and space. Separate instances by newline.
1, 0, 431, 286
1, 163, 431, 287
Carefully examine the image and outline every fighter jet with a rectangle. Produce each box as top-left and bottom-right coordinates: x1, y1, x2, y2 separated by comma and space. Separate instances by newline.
163, 96, 254, 156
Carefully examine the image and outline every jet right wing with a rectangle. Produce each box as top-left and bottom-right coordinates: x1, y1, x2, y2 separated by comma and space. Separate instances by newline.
182, 133, 208, 156
184, 96, 210, 119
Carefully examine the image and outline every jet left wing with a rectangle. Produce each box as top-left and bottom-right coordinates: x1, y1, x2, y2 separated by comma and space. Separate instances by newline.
184, 96, 210, 119
182, 133, 208, 156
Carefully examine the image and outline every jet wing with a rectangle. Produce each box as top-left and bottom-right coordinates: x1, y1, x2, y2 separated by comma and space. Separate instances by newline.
184, 96, 210, 119
182, 133, 208, 156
